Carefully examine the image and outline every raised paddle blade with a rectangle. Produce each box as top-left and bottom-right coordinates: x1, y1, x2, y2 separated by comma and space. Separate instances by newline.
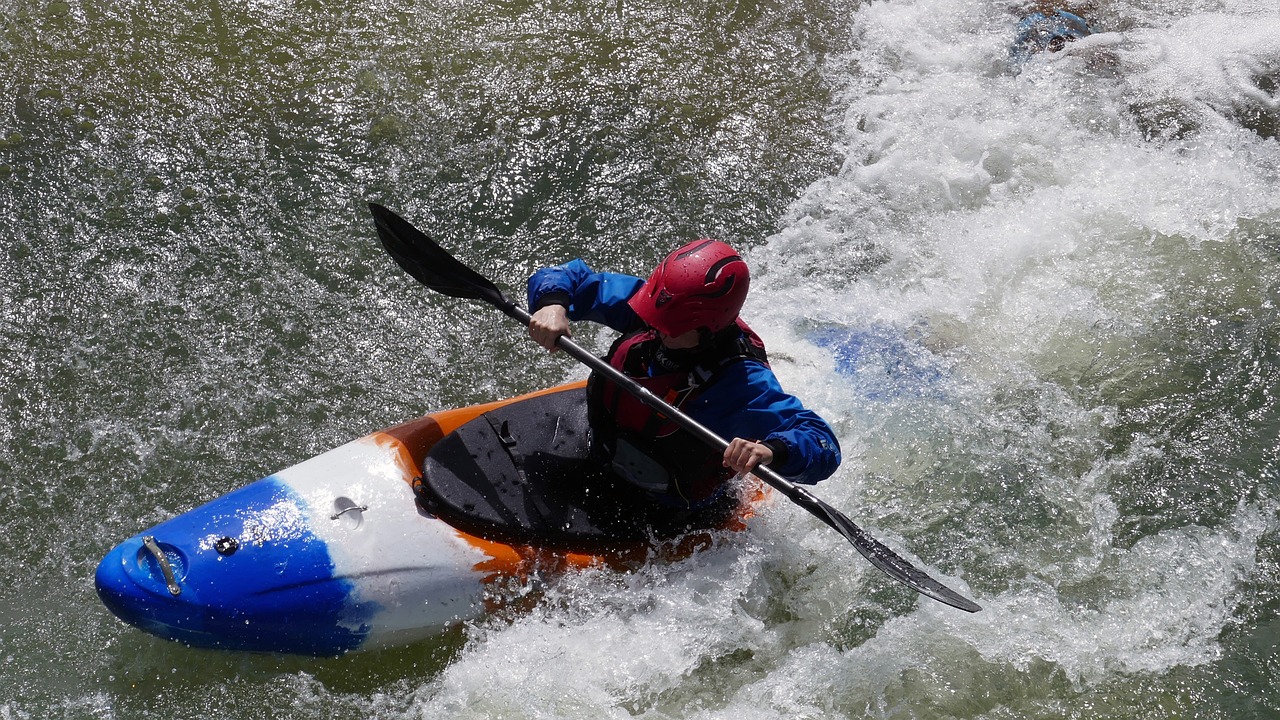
369, 202, 512, 310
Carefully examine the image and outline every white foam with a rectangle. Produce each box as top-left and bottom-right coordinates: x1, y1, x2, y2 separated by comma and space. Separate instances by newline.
415, 0, 1280, 715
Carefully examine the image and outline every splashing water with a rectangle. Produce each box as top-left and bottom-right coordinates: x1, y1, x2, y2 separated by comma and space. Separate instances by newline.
3, 0, 1280, 717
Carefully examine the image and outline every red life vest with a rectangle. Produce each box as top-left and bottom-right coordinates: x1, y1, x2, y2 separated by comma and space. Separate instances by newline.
588, 319, 768, 506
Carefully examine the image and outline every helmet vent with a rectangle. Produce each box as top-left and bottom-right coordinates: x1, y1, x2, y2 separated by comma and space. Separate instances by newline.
674, 239, 716, 261
701, 275, 736, 298
704, 255, 743, 283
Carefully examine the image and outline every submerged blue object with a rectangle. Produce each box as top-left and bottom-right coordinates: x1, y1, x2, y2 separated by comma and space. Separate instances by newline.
1009, 10, 1093, 65
810, 325, 946, 402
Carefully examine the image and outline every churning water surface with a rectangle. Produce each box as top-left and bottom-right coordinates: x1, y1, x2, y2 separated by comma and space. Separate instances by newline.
2, 0, 1280, 718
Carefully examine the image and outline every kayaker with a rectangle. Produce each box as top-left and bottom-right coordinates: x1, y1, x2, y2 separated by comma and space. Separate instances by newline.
1008, 7, 1093, 67
526, 239, 841, 523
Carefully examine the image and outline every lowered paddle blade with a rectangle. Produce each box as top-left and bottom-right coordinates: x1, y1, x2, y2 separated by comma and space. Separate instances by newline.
800, 491, 981, 613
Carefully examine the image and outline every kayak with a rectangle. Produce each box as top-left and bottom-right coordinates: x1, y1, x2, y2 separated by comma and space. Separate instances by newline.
95, 382, 762, 656
96, 207, 983, 655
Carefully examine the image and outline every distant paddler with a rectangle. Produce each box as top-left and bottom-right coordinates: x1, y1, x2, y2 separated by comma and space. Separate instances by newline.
1009, 4, 1095, 67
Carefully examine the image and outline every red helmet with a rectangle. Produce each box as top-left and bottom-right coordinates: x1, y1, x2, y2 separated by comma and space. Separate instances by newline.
628, 239, 750, 337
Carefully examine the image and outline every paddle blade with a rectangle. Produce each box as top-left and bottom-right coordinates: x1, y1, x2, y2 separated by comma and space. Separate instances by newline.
369, 203, 509, 307
787, 485, 982, 613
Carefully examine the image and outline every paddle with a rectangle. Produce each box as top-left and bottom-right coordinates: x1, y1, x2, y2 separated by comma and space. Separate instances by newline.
369, 202, 982, 614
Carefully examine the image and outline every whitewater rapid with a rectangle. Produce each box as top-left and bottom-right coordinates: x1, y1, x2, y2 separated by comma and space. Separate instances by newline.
410, 1, 1280, 716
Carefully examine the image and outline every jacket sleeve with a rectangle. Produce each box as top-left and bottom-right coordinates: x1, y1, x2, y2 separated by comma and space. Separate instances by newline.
527, 259, 646, 333
684, 361, 842, 485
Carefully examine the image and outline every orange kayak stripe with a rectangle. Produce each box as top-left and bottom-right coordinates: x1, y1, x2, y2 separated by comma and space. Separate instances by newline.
361, 381, 766, 583
375, 381, 587, 478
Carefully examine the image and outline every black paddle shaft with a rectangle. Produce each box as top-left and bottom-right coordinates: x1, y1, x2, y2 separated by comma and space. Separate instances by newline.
369, 202, 981, 613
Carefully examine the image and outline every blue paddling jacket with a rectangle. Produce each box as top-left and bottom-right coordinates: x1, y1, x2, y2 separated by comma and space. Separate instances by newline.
1009, 10, 1093, 66
528, 259, 841, 492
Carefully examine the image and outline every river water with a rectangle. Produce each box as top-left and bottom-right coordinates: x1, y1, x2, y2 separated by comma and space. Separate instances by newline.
3, 0, 1280, 717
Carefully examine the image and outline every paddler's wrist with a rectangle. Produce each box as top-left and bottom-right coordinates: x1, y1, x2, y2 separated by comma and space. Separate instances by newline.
761, 439, 789, 467
533, 291, 571, 310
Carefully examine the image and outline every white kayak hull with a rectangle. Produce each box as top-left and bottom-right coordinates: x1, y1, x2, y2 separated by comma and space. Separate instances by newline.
96, 383, 758, 655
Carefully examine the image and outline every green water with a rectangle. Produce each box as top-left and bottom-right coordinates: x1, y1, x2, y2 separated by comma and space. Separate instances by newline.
4, 0, 1280, 717
2, 0, 854, 716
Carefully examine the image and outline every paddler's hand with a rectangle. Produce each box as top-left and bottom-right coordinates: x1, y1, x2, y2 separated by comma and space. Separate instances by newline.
723, 438, 773, 476
529, 304, 571, 353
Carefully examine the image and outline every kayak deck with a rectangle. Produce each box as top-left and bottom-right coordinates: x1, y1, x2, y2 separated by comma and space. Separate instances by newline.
95, 381, 763, 655
417, 384, 741, 548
